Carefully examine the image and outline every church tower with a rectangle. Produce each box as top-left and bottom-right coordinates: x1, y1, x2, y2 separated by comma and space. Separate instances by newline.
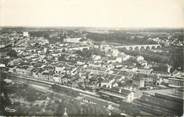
62, 107, 69, 117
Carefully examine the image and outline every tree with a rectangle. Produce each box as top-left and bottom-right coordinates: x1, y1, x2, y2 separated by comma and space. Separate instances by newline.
169, 46, 183, 72
7, 49, 18, 58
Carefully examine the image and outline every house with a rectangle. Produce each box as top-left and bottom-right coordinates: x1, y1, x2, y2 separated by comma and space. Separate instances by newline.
112, 49, 119, 57
115, 57, 122, 63
77, 61, 85, 65
55, 66, 65, 74
100, 81, 109, 88
33, 72, 50, 81
100, 44, 111, 53
15, 67, 32, 76
92, 55, 101, 61
100, 79, 116, 89
53, 75, 61, 83
137, 68, 153, 74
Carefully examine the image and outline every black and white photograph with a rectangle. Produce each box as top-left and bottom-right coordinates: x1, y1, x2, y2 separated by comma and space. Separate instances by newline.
0, 0, 184, 116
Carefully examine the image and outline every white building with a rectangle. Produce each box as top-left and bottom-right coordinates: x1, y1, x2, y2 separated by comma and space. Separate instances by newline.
116, 57, 122, 63
127, 92, 135, 103
55, 66, 65, 74
23, 32, 29, 37
139, 79, 145, 88
64, 38, 81, 43
136, 56, 144, 61
92, 55, 101, 61
112, 49, 119, 57
167, 64, 172, 73
53, 76, 61, 83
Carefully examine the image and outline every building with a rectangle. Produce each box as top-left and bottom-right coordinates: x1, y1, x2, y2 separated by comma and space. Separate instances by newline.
23, 32, 29, 37
139, 79, 145, 88
53, 75, 61, 83
64, 38, 81, 43
98, 88, 135, 103
112, 49, 119, 57
115, 57, 122, 63
55, 66, 65, 74
14, 68, 32, 76
69, 46, 89, 51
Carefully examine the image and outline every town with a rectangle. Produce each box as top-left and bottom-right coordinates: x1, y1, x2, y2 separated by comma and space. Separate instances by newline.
0, 27, 183, 116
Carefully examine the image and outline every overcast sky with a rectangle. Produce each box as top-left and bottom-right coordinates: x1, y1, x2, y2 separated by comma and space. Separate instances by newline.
0, 0, 184, 28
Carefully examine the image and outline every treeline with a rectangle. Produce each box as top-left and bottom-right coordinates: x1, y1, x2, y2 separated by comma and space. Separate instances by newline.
120, 49, 170, 64
120, 46, 183, 72
169, 46, 183, 72
86, 32, 157, 45
29, 31, 65, 43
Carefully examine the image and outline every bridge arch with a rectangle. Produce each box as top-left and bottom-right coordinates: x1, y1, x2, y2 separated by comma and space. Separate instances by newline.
134, 46, 139, 50
115, 44, 161, 50
140, 46, 145, 50
123, 46, 129, 50
156, 45, 161, 49
152, 46, 156, 49
149, 45, 153, 49
132, 46, 136, 50
143, 46, 147, 50
146, 46, 151, 50
129, 47, 133, 51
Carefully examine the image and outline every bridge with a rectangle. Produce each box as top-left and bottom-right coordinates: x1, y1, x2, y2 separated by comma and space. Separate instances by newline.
115, 44, 161, 50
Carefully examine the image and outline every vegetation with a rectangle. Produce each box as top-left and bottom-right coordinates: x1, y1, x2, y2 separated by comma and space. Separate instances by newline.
169, 46, 184, 72
7, 49, 18, 58
87, 32, 157, 45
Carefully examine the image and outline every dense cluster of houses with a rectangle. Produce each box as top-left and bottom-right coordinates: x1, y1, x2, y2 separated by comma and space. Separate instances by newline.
2, 31, 181, 104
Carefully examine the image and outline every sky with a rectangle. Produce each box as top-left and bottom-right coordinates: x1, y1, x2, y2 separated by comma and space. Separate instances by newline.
0, 0, 184, 28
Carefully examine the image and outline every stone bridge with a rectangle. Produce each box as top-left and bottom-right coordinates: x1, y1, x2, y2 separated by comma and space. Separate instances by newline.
115, 44, 161, 50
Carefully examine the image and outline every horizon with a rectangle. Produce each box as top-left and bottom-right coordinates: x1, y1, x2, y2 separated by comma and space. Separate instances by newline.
0, 26, 184, 30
